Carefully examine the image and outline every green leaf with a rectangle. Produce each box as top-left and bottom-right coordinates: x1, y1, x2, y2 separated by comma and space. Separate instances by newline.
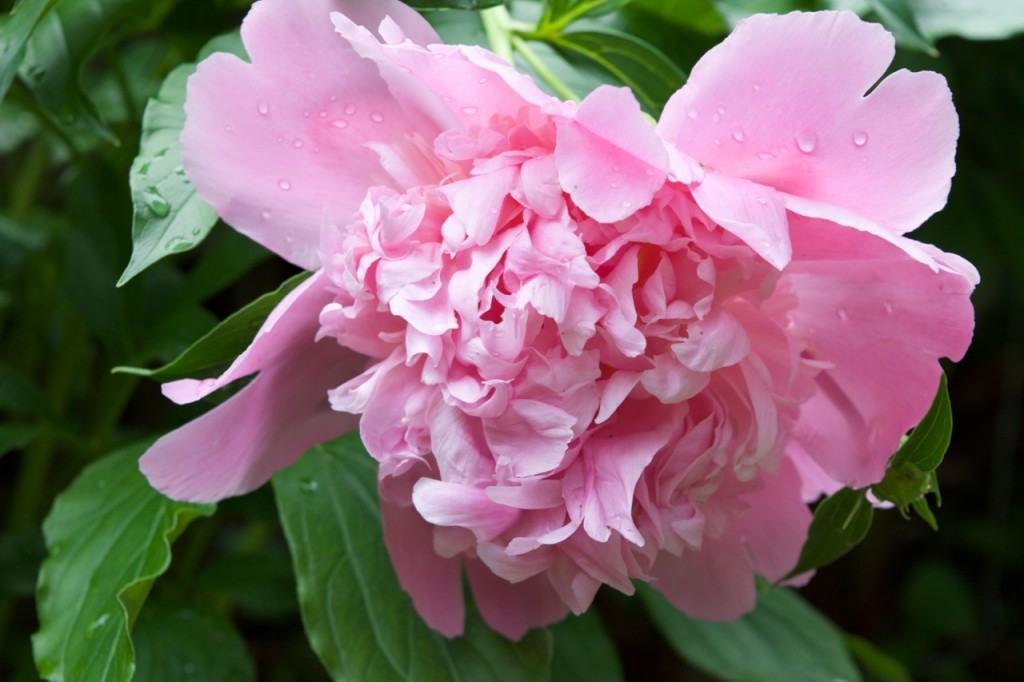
539, 0, 631, 33
32, 440, 215, 682
0, 0, 63, 105
845, 635, 911, 682
273, 432, 553, 682
640, 583, 862, 682
788, 487, 874, 577
628, 0, 727, 36
548, 29, 686, 114
890, 373, 951, 472
114, 271, 309, 382
868, 0, 937, 56
0, 422, 40, 459
132, 601, 255, 682
119, 32, 247, 286
712, 0, 816, 26
406, 0, 507, 9
909, 0, 1024, 40
0, 361, 55, 421
549, 611, 623, 682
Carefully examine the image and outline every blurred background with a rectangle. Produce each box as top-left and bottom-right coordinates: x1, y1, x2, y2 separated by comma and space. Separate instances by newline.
1, 0, 1021, 679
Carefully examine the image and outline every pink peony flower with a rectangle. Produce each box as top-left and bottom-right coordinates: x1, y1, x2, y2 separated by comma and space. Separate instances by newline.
140, 0, 977, 639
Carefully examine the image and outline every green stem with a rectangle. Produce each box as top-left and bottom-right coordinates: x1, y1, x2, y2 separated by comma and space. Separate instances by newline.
481, 6, 515, 64
510, 35, 580, 102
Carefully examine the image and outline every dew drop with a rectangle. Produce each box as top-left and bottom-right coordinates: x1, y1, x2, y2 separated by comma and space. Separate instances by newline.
752, 83, 762, 93
318, 110, 328, 118
731, 127, 745, 143
713, 138, 722, 147
257, 100, 269, 115
370, 111, 385, 123
462, 105, 479, 116
852, 130, 869, 147
298, 478, 318, 495
224, 124, 232, 132
261, 209, 272, 220
293, 139, 303, 148
836, 308, 849, 322
329, 94, 337, 102
143, 187, 170, 218
621, 200, 632, 209
302, 110, 311, 118
717, 106, 726, 116
278, 179, 291, 191
795, 129, 818, 153
757, 151, 775, 160
883, 300, 894, 315
756, 196, 767, 205
478, 76, 489, 84
685, 106, 698, 120
331, 118, 348, 129
345, 104, 357, 115
712, 112, 721, 123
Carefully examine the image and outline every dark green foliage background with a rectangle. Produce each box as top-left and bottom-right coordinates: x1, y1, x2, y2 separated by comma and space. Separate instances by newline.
1, 0, 1022, 679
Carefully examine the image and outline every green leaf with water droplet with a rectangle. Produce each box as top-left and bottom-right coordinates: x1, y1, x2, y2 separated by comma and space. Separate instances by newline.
640, 582, 862, 682
32, 440, 215, 681
120, 31, 246, 286
132, 601, 255, 682
0, 0, 63, 105
273, 433, 554, 682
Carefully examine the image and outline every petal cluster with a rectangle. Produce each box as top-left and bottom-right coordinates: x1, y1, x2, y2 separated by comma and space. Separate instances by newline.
140, 0, 976, 640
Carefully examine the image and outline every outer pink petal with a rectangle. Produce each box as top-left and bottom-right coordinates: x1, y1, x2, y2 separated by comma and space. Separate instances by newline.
660, 11, 957, 234
556, 86, 669, 223
182, 0, 440, 269
382, 499, 465, 638
650, 532, 756, 621
139, 337, 362, 502
466, 560, 568, 640
784, 215, 975, 487
163, 271, 333, 405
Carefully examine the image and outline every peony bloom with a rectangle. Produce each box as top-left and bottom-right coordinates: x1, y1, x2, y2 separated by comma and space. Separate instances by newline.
140, 0, 976, 639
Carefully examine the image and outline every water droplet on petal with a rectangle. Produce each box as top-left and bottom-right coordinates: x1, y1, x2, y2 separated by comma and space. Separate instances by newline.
713, 138, 722, 147
478, 76, 489, 84
731, 127, 745, 143
462, 105, 478, 116
278, 179, 291, 191
293, 139, 303, 148
837, 308, 849, 322
257, 100, 269, 115
795, 129, 818, 153
370, 111, 384, 123
329, 94, 337, 102
717, 106, 726, 116
883, 301, 894, 315
712, 112, 721, 123
752, 83, 762, 93
302, 110, 310, 118
621, 200, 632, 209
318, 110, 328, 118
756, 196, 767, 205
261, 209, 272, 220
685, 106, 698, 120
757, 151, 775, 160
345, 104, 357, 115
852, 130, 869, 147
331, 118, 348, 129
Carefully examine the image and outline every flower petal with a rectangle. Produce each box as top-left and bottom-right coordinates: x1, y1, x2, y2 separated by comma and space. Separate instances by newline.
660, 11, 957, 234
783, 215, 975, 487
466, 559, 568, 640
382, 499, 465, 638
182, 0, 440, 268
139, 337, 362, 502
556, 86, 669, 223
